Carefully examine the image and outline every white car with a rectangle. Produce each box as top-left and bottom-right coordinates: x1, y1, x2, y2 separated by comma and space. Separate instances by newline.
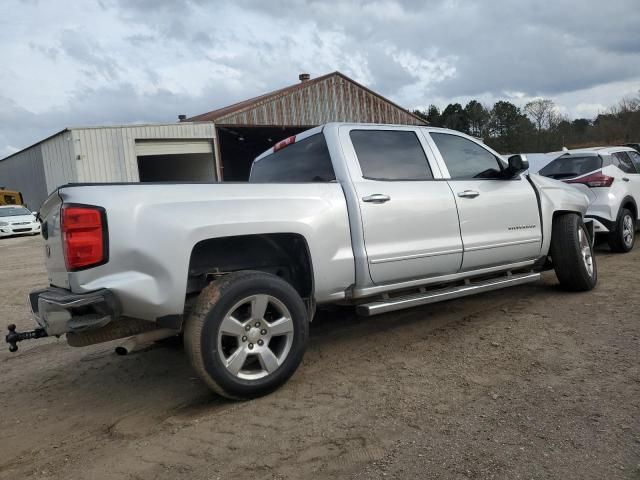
538, 146, 640, 252
0, 205, 41, 238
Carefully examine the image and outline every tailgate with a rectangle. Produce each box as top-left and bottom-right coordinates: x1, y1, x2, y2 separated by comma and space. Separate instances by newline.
40, 191, 69, 288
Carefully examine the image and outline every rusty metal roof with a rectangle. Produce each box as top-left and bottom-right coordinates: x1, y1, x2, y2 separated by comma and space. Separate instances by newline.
186, 71, 426, 126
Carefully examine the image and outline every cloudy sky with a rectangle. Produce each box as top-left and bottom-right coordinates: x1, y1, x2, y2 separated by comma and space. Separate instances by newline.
1, 0, 639, 157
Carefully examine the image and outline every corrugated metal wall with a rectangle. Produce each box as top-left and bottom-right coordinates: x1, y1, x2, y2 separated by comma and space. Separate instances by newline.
215, 74, 424, 126
0, 143, 48, 209
41, 131, 77, 192
72, 123, 216, 183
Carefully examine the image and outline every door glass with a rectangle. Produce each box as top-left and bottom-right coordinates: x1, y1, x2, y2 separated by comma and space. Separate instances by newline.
431, 133, 503, 179
622, 151, 640, 173
612, 152, 638, 174
350, 130, 433, 180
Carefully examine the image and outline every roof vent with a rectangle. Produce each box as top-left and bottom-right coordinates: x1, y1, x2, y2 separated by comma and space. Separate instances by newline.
299, 73, 310, 82
178, 114, 187, 122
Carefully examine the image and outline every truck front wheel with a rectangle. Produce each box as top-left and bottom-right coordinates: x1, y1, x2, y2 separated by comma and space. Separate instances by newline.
550, 213, 597, 292
184, 271, 309, 399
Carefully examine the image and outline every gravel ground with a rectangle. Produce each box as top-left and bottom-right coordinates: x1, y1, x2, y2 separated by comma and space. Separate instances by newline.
0, 234, 638, 479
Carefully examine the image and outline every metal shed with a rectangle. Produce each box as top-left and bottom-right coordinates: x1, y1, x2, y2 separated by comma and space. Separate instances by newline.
1, 71, 424, 208
0, 123, 216, 209
186, 71, 426, 180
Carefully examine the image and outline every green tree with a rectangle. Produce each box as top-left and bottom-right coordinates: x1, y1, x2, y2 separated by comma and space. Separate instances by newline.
425, 105, 442, 126
440, 103, 469, 133
464, 100, 490, 138
486, 101, 534, 153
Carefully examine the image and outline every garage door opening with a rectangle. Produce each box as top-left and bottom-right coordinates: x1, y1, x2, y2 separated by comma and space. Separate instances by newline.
135, 139, 216, 182
217, 126, 311, 181
137, 153, 216, 182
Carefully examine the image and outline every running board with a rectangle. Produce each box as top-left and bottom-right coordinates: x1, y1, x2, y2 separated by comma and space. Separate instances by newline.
356, 272, 541, 316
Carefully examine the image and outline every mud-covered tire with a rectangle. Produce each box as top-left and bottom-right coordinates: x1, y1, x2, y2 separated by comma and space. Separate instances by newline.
607, 208, 635, 253
184, 271, 309, 400
550, 213, 597, 292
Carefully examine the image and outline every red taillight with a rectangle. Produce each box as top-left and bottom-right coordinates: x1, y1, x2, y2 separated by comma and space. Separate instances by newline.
273, 135, 296, 152
566, 171, 614, 188
61, 205, 107, 271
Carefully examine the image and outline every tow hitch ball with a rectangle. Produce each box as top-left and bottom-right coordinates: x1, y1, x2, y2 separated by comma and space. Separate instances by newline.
5, 324, 48, 352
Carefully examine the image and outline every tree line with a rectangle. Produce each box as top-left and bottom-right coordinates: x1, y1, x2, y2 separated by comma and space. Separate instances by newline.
413, 92, 640, 154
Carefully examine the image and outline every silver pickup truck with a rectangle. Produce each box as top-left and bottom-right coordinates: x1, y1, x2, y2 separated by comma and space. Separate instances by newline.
7, 123, 597, 399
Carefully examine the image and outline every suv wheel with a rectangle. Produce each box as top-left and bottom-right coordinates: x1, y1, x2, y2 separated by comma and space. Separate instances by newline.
550, 213, 597, 291
608, 208, 635, 253
184, 271, 309, 399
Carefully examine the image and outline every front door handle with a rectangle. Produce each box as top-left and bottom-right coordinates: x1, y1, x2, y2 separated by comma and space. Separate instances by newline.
457, 190, 480, 198
362, 194, 391, 203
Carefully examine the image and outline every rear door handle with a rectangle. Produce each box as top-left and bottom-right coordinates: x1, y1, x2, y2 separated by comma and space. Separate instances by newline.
623, 177, 630, 182
362, 194, 391, 203
457, 190, 480, 198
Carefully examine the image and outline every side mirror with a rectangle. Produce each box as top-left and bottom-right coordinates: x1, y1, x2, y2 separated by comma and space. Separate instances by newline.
504, 154, 529, 178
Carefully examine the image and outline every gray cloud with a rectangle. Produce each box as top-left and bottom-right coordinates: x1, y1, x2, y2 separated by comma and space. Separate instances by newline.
1, 0, 639, 156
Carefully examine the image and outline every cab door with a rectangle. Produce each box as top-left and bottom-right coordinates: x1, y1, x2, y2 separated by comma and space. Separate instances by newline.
426, 132, 542, 271
341, 126, 463, 285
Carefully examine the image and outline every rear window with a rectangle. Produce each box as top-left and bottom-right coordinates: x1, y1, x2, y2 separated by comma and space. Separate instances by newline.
249, 133, 335, 183
539, 155, 602, 179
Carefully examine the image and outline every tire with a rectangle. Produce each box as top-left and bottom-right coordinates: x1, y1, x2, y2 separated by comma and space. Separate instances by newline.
184, 271, 309, 399
550, 213, 597, 292
607, 208, 635, 253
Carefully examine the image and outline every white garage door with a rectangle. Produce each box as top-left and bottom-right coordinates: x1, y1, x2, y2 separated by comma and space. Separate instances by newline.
135, 140, 213, 156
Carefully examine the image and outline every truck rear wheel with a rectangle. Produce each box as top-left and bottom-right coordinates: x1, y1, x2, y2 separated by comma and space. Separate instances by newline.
550, 213, 597, 291
184, 271, 309, 399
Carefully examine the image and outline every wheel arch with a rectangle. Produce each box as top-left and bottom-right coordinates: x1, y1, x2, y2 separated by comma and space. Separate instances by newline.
549, 209, 589, 249
619, 195, 638, 221
187, 233, 315, 301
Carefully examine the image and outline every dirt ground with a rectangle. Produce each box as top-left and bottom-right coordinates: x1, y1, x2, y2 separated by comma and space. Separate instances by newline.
0, 234, 638, 480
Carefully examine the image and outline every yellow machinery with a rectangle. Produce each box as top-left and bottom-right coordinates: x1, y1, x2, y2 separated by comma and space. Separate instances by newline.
0, 189, 24, 206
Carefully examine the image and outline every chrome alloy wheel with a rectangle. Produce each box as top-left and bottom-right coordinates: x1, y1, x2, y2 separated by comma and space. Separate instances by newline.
217, 294, 295, 380
578, 227, 594, 277
622, 214, 634, 248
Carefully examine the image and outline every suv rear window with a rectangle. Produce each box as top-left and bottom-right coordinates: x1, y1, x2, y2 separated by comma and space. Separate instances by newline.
249, 133, 336, 183
539, 155, 602, 179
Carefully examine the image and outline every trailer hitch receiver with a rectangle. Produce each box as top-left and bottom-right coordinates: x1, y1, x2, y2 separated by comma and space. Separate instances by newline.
5, 324, 48, 352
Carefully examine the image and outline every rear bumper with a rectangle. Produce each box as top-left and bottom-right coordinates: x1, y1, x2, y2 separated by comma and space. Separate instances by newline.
29, 287, 121, 336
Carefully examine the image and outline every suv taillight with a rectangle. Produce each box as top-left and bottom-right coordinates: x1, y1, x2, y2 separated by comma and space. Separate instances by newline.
566, 171, 614, 188
61, 205, 107, 271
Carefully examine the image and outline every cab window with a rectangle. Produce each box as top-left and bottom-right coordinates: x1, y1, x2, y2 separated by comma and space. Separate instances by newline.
430, 133, 503, 179
350, 130, 433, 181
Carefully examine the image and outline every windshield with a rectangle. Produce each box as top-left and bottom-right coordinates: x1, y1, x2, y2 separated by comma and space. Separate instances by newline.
0, 206, 31, 217
539, 155, 602, 179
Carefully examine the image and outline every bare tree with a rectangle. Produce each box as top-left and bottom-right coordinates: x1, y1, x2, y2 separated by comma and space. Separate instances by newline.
524, 98, 557, 149
524, 98, 556, 131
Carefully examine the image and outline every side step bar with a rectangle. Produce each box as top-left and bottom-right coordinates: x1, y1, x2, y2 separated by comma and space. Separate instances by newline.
356, 271, 541, 316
